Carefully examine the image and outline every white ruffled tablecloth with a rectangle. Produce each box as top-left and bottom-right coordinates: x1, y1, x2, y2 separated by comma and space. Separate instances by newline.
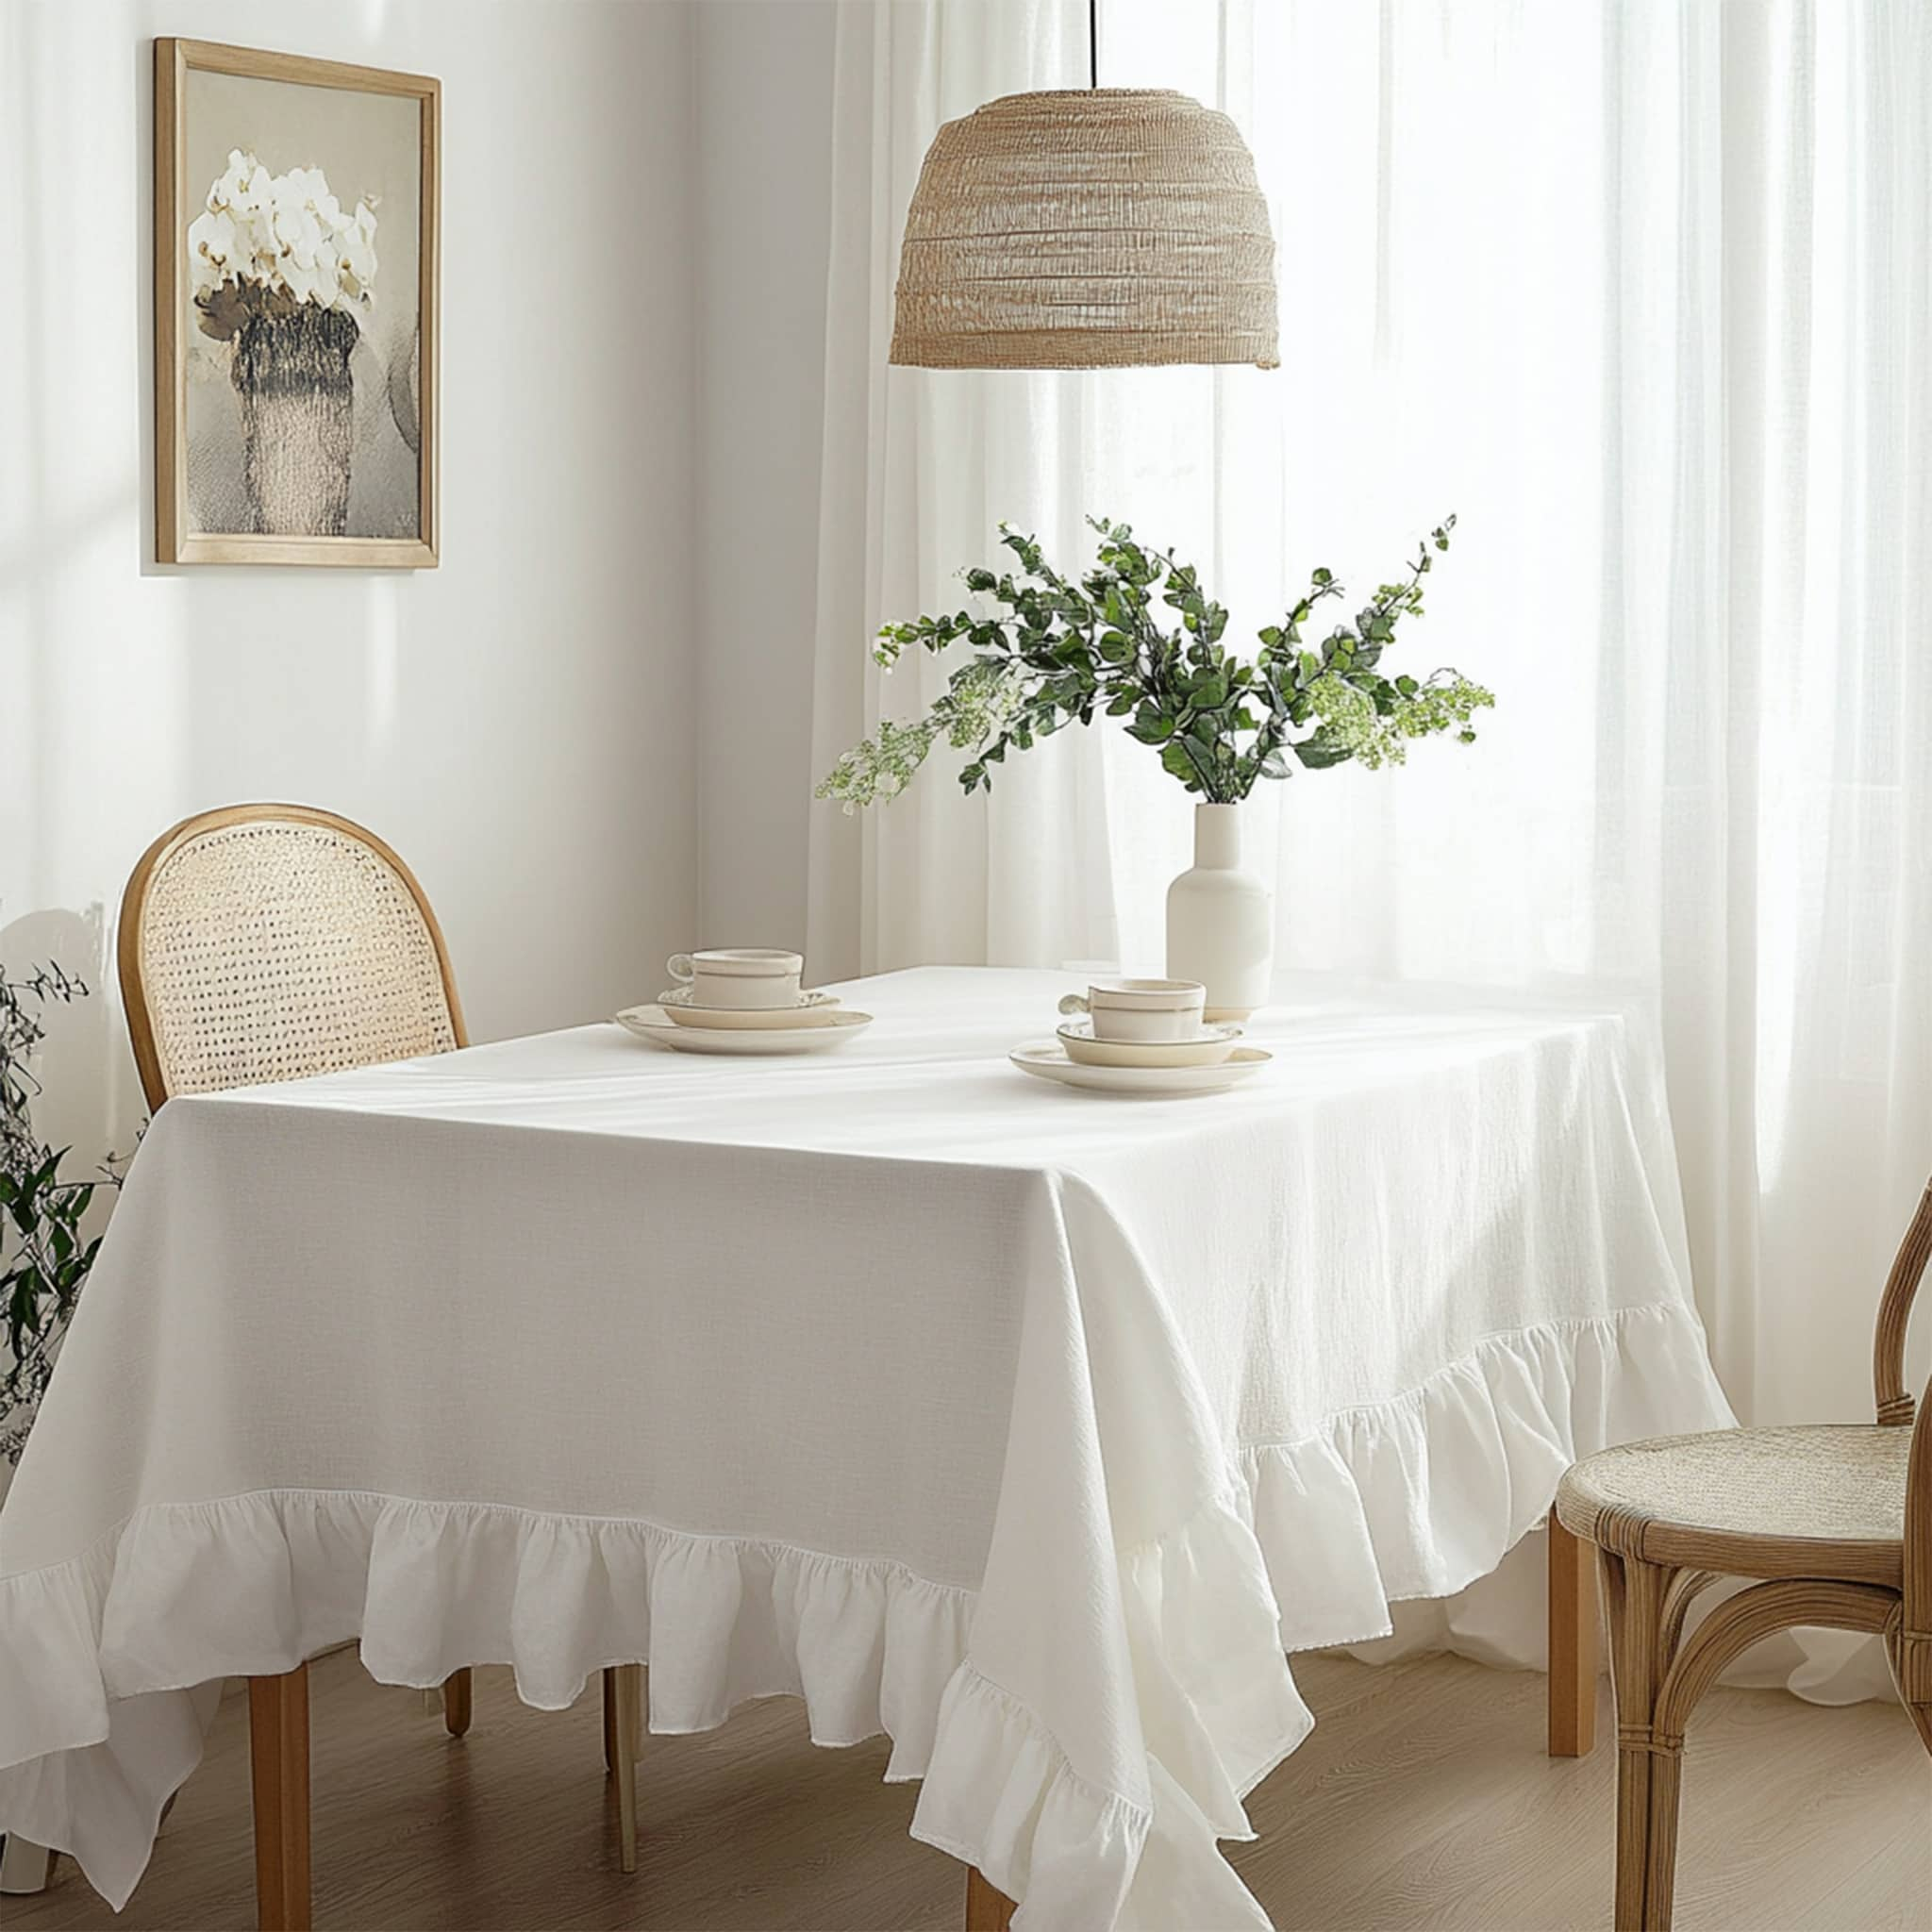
0, 967, 1733, 1926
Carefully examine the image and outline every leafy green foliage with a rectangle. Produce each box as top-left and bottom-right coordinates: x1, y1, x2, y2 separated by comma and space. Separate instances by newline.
0, 964, 125, 1463
818, 515, 1494, 809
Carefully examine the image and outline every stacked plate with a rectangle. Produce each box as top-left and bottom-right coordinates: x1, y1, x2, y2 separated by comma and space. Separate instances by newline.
1011, 1016, 1271, 1095
616, 988, 873, 1056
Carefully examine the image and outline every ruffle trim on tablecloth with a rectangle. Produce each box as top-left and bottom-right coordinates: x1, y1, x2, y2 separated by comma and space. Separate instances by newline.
911, 1487, 1311, 1931
0, 1301, 1727, 1921
0, 1494, 974, 1909
1241, 1301, 1735, 1654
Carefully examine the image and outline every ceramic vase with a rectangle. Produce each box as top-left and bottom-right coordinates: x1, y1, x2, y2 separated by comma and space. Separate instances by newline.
1165, 801, 1273, 1019
232, 306, 358, 536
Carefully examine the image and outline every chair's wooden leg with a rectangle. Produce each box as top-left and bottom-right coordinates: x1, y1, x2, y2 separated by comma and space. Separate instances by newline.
1548, 1506, 1598, 1756
441, 1667, 473, 1739
965, 1864, 1016, 1931
1906, 1700, 1932, 1755
1641, 1732, 1686, 1932
611, 1664, 641, 1874
248, 1666, 311, 1932
1603, 1552, 1658, 1932
1601, 1552, 1683, 1932
603, 1665, 619, 1774
1887, 1627, 1932, 1755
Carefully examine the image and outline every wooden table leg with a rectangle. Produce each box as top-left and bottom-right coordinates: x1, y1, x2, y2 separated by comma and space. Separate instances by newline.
611, 1663, 641, 1874
1547, 1504, 1598, 1757
248, 1665, 311, 1931
441, 1667, 473, 1739
965, 1864, 1016, 1930
601, 1664, 640, 1774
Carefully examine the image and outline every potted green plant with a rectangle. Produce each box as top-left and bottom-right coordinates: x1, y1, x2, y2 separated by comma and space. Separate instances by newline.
1, 964, 120, 1478
0, 961, 130, 1895
819, 516, 1493, 1011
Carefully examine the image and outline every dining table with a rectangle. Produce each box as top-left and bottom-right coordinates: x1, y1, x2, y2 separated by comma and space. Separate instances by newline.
0, 965, 1734, 1930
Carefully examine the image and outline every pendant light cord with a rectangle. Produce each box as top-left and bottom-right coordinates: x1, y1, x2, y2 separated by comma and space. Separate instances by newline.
1089, 0, 1099, 88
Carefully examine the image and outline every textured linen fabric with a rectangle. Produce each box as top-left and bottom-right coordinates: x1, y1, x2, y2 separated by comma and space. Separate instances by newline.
0, 968, 1732, 1926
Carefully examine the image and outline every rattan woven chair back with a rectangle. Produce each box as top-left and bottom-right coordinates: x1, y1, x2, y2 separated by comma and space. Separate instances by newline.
1554, 1175, 1932, 1930
118, 803, 467, 1113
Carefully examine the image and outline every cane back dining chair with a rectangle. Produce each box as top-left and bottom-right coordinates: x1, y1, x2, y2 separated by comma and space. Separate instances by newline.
1551, 1174, 1932, 1932
118, 804, 644, 1926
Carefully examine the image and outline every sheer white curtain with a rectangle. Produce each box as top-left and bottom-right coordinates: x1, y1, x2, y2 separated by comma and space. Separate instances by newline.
809, 0, 1932, 1687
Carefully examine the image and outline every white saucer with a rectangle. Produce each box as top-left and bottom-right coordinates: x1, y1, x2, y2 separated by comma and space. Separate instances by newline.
658, 988, 841, 1030
617, 1004, 872, 1056
1057, 1020, 1243, 1069
1009, 1041, 1271, 1095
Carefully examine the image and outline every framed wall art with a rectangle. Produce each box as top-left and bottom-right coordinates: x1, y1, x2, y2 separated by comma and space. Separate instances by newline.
155, 39, 440, 567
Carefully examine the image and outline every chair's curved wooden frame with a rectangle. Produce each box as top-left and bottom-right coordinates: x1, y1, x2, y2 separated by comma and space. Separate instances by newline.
119, 802, 468, 1115
119, 804, 642, 1929
1545, 1175, 1932, 1931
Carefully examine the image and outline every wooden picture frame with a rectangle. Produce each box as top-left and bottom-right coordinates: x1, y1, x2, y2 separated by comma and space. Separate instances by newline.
155, 39, 440, 567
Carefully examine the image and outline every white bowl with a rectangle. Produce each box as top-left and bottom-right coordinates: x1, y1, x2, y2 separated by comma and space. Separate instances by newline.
616, 1005, 871, 1056
658, 989, 840, 1030
1056, 1020, 1242, 1068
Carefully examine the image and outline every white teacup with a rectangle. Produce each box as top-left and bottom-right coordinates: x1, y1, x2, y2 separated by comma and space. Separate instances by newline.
1057, 977, 1207, 1043
668, 948, 805, 1011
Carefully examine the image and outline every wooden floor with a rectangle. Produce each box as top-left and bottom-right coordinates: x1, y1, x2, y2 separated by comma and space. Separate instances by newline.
14, 1647, 1929, 1931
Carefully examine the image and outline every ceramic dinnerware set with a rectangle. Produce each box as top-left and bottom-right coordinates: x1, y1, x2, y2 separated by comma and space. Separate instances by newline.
616, 959, 1272, 1093
615, 950, 873, 1056
1008, 976, 1272, 1095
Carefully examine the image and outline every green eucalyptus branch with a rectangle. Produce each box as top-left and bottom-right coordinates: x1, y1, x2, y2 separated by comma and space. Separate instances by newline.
818, 515, 1494, 812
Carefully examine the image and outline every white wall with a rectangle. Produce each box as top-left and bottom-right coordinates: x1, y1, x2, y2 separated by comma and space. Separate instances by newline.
691, 0, 837, 954
0, 0, 700, 1162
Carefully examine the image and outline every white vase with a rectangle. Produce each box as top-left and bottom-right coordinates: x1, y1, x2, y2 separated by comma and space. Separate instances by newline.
1165, 802, 1273, 1019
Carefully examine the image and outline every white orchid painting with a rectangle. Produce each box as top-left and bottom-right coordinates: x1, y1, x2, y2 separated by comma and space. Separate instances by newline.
159, 43, 437, 566
188, 152, 381, 325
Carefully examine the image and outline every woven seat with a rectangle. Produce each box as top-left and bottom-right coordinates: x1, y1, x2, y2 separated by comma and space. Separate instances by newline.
1559, 1424, 1910, 1587
1549, 1178, 1932, 1931
117, 804, 644, 1921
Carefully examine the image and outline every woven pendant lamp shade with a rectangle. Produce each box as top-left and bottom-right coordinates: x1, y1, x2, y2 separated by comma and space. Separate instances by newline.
890, 89, 1278, 371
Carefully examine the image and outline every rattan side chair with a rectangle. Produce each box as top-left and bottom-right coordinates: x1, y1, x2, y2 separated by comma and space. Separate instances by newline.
118, 804, 644, 1923
1553, 1174, 1932, 1932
